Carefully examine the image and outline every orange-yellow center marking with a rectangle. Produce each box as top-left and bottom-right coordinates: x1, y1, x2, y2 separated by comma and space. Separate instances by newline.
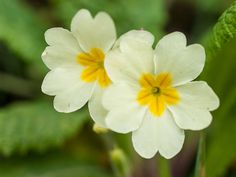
77, 48, 111, 87
137, 73, 179, 117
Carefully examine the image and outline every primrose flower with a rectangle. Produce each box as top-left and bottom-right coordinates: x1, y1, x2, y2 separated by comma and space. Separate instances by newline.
103, 30, 219, 159
41, 9, 116, 127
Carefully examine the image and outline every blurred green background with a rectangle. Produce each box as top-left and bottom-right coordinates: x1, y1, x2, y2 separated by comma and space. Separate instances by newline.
0, 0, 236, 177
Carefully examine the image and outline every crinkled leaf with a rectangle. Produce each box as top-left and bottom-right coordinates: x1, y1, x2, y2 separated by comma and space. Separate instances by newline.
0, 101, 89, 156
0, 0, 47, 73
0, 0, 45, 62
203, 1, 236, 60
0, 151, 113, 177
200, 3, 236, 176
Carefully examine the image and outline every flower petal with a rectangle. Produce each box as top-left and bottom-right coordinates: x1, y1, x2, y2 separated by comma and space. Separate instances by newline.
176, 81, 219, 111
155, 32, 186, 64
168, 80, 218, 131
155, 32, 205, 86
105, 30, 154, 84
43, 28, 82, 69
88, 85, 108, 127
45, 27, 80, 52
102, 82, 139, 110
104, 83, 145, 133
105, 105, 146, 133
42, 67, 80, 95
132, 113, 158, 159
114, 30, 155, 49
42, 68, 94, 113
53, 84, 94, 113
42, 46, 79, 70
132, 110, 184, 159
168, 104, 213, 131
71, 9, 116, 52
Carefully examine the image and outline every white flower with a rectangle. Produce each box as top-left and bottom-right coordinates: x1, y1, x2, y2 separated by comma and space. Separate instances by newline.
103, 30, 219, 159
41, 9, 116, 127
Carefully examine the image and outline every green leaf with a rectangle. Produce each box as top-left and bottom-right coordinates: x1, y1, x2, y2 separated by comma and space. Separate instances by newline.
0, 0, 47, 71
203, 38, 236, 177
206, 116, 236, 177
200, 19, 236, 177
203, 1, 236, 60
203, 36, 236, 177
0, 150, 113, 177
202, 38, 236, 96
0, 101, 89, 156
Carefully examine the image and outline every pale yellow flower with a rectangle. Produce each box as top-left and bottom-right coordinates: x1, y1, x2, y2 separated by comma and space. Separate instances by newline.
41, 9, 116, 127
103, 30, 219, 159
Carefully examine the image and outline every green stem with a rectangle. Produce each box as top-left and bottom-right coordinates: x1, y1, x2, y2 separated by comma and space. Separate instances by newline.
158, 156, 172, 177
194, 132, 206, 177
101, 133, 131, 177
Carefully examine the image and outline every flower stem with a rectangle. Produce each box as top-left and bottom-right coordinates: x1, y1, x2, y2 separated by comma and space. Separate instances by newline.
158, 156, 172, 177
101, 133, 131, 177
109, 147, 131, 177
194, 132, 206, 177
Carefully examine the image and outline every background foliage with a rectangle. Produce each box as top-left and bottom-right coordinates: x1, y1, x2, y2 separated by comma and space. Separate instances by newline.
0, 0, 236, 177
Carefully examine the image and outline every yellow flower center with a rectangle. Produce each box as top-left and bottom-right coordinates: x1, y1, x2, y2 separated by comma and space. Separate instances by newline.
76, 48, 111, 87
137, 73, 180, 117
